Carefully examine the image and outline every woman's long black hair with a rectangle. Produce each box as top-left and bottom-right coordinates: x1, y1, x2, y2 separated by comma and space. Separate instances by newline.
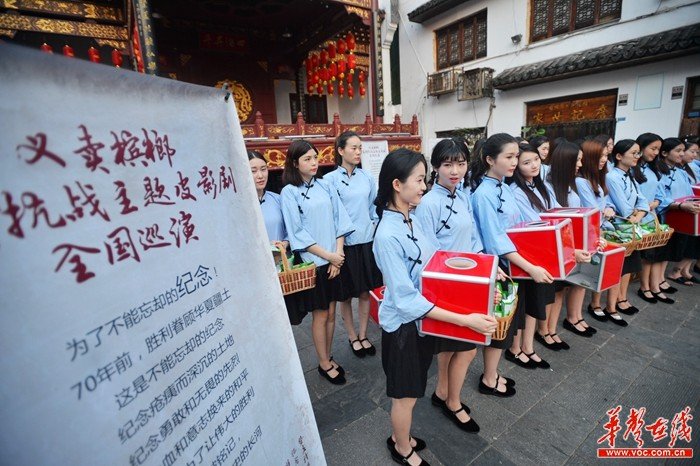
467, 133, 518, 192
374, 148, 427, 220
632, 132, 663, 183
655, 137, 683, 176
547, 140, 580, 207
510, 143, 553, 212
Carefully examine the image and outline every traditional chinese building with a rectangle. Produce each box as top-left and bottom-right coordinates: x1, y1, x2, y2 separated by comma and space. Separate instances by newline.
1, 0, 420, 183
392, 0, 700, 144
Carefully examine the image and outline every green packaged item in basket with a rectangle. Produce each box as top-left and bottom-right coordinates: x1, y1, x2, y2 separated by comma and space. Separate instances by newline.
494, 281, 518, 318
292, 261, 315, 269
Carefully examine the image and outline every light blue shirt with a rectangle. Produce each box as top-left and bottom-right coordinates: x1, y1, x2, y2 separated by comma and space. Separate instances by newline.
638, 162, 661, 206
575, 177, 613, 230
281, 177, 355, 266
692, 160, 700, 181
471, 176, 523, 257
510, 181, 559, 222
605, 167, 649, 218
655, 166, 694, 216
324, 166, 377, 246
415, 182, 483, 253
544, 179, 581, 208
540, 163, 551, 180
259, 191, 287, 242
372, 210, 438, 333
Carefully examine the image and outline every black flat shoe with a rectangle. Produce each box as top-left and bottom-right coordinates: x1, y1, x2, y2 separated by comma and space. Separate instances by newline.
550, 333, 570, 350
659, 281, 678, 294
651, 291, 675, 304
349, 339, 366, 358
602, 308, 628, 327
577, 320, 597, 334
504, 349, 537, 369
523, 351, 550, 369
637, 289, 658, 304
478, 375, 516, 397
685, 275, 700, 284
498, 375, 516, 387
616, 299, 639, 314
564, 319, 593, 337
329, 356, 345, 376
359, 338, 376, 356
318, 365, 346, 385
388, 443, 430, 466
387, 435, 426, 452
431, 392, 470, 414
668, 275, 694, 286
587, 304, 608, 322
535, 332, 562, 351
442, 405, 480, 433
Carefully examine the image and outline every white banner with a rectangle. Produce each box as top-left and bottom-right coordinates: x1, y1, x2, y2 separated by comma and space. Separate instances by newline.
0, 45, 324, 466
359, 139, 389, 187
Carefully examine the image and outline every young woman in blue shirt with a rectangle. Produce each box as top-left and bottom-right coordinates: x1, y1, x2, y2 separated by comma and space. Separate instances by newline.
415, 138, 490, 433
470, 134, 553, 396
325, 131, 383, 358
373, 149, 497, 465
280, 140, 355, 385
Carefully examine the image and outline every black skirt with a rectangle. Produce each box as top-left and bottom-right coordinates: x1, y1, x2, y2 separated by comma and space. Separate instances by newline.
640, 245, 665, 263
522, 281, 556, 321
622, 251, 642, 275
302, 264, 345, 311
382, 323, 435, 399
434, 337, 476, 354
337, 242, 384, 300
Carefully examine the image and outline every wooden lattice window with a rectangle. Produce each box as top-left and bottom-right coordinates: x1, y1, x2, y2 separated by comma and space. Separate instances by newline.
436, 10, 487, 70
530, 0, 621, 42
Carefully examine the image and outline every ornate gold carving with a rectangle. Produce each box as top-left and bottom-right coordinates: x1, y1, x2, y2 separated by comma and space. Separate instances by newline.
345, 5, 370, 21
329, 0, 371, 9
0, 13, 127, 39
0, 27, 16, 37
317, 146, 335, 165
0, 1, 121, 21
95, 39, 127, 50
265, 149, 287, 168
1, 0, 18, 9
215, 79, 253, 123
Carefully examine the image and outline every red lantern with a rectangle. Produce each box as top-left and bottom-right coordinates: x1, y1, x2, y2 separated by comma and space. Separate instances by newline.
358, 69, 366, 84
337, 38, 346, 55
305, 57, 313, 73
312, 71, 320, 85
338, 82, 345, 97
347, 72, 353, 84
329, 62, 337, 81
62, 45, 75, 57
327, 82, 334, 95
319, 50, 328, 66
87, 47, 100, 63
347, 53, 356, 74
307, 83, 314, 94
347, 82, 354, 99
346, 32, 356, 52
321, 67, 330, 85
359, 83, 366, 98
316, 83, 324, 95
327, 42, 336, 61
310, 53, 319, 69
337, 57, 346, 79
40, 43, 53, 54
111, 49, 123, 68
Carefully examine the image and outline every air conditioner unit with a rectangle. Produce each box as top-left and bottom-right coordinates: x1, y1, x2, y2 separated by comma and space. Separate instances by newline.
458, 68, 494, 101
427, 69, 459, 97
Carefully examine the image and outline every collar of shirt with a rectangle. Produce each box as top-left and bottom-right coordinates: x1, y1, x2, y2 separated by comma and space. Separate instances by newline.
433, 182, 457, 199
258, 190, 266, 204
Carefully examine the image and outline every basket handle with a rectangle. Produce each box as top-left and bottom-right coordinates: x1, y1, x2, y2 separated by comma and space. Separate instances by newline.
612, 215, 643, 241
275, 241, 292, 273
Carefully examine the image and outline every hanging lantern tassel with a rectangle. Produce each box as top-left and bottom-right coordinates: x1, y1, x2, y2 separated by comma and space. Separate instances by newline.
88, 47, 100, 63
62, 45, 75, 57
338, 82, 345, 97
311, 53, 319, 69
327, 42, 336, 62
329, 62, 337, 82
316, 83, 324, 95
307, 82, 314, 94
40, 43, 53, 54
337, 38, 346, 55
347, 82, 354, 100
346, 32, 356, 53
359, 83, 366, 98
327, 82, 334, 95
347, 53, 356, 75
337, 57, 346, 80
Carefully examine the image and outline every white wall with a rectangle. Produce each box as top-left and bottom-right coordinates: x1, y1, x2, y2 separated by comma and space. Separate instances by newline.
327, 90, 373, 124
273, 79, 295, 124
392, 0, 700, 149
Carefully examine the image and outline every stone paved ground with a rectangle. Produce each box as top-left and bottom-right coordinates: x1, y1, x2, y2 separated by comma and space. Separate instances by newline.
293, 280, 699, 465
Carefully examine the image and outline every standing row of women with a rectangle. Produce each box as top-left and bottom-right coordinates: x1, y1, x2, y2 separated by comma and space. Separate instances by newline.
249, 131, 698, 466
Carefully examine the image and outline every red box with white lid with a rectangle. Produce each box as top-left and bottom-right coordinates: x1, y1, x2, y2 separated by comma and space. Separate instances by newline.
506, 219, 576, 279
418, 251, 498, 346
692, 185, 700, 197
564, 243, 625, 292
540, 207, 601, 252
665, 196, 700, 236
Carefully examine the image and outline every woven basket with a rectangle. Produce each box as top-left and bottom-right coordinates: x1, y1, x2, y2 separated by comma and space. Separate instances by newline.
606, 239, 637, 257
277, 244, 316, 296
634, 214, 674, 251
492, 280, 518, 341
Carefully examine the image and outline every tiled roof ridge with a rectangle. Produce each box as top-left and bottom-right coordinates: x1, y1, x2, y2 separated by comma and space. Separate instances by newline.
493, 23, 700, 90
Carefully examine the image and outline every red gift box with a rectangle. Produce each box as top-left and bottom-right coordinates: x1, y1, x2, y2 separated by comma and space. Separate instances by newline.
565, 244, 625, 292
369, 286, 384, 325
506, 219, 576, 279
692, 185, 700, 197
665, 196, 700, 236
419, 251, 498, 345
540, 207, 601, 251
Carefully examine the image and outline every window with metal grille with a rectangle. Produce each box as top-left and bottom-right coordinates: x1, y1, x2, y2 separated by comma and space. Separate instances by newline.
530, 0, 621, 43
435, 10, 487, 70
